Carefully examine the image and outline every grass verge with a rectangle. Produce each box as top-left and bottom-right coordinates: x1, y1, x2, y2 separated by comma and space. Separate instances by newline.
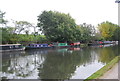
84, 56, 120, 81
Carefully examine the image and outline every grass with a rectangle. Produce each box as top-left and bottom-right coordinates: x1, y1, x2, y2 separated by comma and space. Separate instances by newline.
84, 56, 120, 81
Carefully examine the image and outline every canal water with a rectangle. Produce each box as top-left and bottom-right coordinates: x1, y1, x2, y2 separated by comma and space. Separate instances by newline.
1, 44, 119, 79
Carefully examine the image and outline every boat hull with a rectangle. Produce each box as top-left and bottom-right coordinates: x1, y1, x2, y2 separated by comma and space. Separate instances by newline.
0, 47, 25, 52
25, 46, 53, 50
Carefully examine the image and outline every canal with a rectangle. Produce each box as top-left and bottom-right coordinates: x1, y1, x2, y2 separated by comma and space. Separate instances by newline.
1, 44, 120, 79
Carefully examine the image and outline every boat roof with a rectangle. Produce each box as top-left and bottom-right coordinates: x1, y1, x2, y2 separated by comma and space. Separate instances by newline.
0, 44, 21, 46
29, 44, 48, 45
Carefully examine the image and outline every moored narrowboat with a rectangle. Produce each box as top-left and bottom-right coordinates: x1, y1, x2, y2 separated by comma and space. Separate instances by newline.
102, 41, 115, 44
52, 42, 70, 48
88, 41, 103, 46
70, 42, 80, 46
0, 44, 25, 52
25, 44, 53, 50
58, 43, 68, 47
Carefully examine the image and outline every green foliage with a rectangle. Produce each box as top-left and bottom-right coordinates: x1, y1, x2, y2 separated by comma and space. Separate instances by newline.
1, 27, 23, 44
112, 26, 120, 41
0, 27, 12, 44
98, 21, 118, 40
0, 10, 7, 25
0, 27, 48, 44
35, 35, 48, 43
1, 10, 119, 44
18, 34, 48, 45
94, 33, 103, 41
79, 23, 96, 42
17, 34, 34, 44
37, 10, 81, 42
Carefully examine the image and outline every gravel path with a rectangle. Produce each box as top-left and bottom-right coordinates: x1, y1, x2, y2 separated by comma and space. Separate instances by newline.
99, 61, 119, 79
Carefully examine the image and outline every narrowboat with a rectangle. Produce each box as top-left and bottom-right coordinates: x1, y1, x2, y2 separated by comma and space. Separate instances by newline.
102, 41, 115, 44
58, 43, 68, 47
25, 44, 53, 50
0, 44, 25, 52
70, 42, 80, 46
88, 41, 103, 46
52, 43, 70, 48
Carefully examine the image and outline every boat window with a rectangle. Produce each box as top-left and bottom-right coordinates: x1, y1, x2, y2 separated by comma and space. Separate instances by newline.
44, 45, 47, 47
2, 46, 10, 50
15, 45, 19, 48
37, 45, 39, 47
10, 46, 14, 48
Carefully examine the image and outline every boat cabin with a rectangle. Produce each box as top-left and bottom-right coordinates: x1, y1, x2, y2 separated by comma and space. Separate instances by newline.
0, 44, 25, 52
70, 42, 80, 46
58, 43, 68, 46
28, 44, 49, 48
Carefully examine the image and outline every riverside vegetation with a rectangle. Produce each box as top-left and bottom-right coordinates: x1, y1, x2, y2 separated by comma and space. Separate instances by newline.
1, 10, 120, 80
0, 10, 120, 45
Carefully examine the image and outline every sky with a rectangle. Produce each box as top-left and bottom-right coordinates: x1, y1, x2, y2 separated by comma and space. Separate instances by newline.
0, 0, 118, 26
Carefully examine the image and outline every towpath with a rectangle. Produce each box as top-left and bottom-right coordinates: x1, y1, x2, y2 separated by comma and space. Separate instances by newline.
99, 61, 120, 80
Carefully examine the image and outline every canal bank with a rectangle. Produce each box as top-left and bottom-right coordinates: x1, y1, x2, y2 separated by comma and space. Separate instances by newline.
99, 62, 118, 79
85, 56, 120, 80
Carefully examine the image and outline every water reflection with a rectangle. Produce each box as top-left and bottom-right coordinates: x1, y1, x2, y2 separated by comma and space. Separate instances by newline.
1, 45, 119, 79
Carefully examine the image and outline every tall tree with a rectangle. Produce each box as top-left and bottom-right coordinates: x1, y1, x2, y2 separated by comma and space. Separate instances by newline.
112, 26, 120, 45
79, 23, 95, 42
13, 21, 33, 34
0, 27, 13, 44
0, 10, 7, 27
98, 21, 117, 40
112, 26, 120, 40
37, 10, 80, 42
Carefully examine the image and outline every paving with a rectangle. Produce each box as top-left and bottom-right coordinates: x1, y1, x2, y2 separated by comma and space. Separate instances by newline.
99, 61, 120, 80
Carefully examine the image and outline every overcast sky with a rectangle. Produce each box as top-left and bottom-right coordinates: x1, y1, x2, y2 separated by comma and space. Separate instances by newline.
0, 0, 118, 26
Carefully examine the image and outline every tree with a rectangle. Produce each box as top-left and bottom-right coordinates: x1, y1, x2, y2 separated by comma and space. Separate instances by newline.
112, 26, 120, 45
13, 20, 33, 34
79, 23, 95, 42
112, 26, 120, 41
37, 10, 80, 42
0, 10, 7, 27
94, 32, 103, 41
0, 27, 12, 44
98, 21, 117, 40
